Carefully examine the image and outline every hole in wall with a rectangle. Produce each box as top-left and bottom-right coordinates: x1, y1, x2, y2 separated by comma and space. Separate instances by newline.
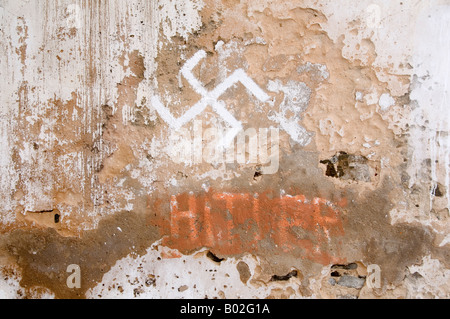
206, 251, 224, 263
270, 270, 298, 281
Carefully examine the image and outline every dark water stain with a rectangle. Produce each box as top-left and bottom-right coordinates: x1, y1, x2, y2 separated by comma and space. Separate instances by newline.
342, 175, 449, 285
1, 211, 159, 299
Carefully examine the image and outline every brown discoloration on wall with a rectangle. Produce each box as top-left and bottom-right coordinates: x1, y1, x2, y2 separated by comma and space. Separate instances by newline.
2, 173, 444, 298
1, 211, 159, 299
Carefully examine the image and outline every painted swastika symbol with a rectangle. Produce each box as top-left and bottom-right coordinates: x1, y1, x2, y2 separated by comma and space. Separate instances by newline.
150, 50, 270, 146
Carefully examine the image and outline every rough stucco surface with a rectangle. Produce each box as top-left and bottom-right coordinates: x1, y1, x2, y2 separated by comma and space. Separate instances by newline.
0, 0, 449, 299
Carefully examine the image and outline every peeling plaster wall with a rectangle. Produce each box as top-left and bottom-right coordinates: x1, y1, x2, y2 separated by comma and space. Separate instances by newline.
0, 0, 449, 299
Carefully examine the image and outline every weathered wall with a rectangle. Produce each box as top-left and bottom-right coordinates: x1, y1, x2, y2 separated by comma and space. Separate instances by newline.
0, 0, 449, 299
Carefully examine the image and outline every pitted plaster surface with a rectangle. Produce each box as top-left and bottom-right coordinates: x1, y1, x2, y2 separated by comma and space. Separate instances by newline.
0, 0, 448, 299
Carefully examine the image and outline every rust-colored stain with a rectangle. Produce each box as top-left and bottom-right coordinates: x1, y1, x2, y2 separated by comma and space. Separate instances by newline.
150, 190, 346, 265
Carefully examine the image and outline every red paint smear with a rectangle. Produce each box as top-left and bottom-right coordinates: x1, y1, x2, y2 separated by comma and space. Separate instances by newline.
148, 190, 346, 265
